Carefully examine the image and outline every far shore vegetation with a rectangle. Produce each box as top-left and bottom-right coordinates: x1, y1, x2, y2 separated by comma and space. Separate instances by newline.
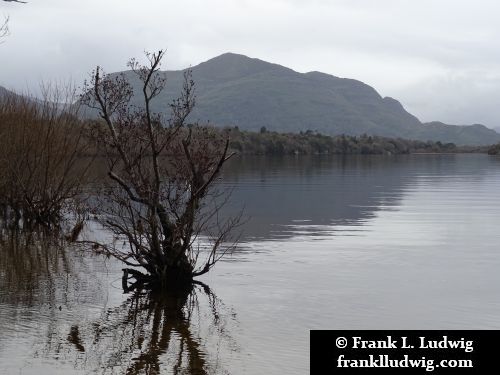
487, 143, 500, 155
226, 127, 493, 155
73, 124, 493, 158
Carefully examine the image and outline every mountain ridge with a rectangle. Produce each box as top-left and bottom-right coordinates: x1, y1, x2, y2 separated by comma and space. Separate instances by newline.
153, 53, 499, 145
2, 52, 499, 145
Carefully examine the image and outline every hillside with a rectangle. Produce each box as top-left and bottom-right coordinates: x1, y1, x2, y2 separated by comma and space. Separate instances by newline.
3, 53, 500, 145
420, 122, 500, 146
107, 53, 499, 146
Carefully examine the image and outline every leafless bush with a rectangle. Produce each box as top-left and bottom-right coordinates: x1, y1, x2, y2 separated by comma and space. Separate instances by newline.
0, 86, 94, 229
81, 51, 241, 290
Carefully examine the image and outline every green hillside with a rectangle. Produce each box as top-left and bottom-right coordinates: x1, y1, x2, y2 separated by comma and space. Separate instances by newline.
3, 53, 500, 145
114, 52, 499, 146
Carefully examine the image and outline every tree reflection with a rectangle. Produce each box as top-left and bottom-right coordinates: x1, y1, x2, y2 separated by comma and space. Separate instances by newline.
0, 229, 237, 374
65, 282, 235, 375
0, 229, 71, 307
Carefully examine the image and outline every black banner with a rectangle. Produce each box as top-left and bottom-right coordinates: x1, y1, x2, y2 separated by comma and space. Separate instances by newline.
311, 330, 498, 374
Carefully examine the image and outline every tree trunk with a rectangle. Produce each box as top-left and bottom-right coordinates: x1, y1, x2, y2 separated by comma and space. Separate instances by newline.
123, 253, 195, 292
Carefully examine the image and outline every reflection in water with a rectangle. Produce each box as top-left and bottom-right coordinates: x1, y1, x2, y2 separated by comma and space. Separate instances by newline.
221, 154, 500, 241
221, 155, 412, 240
0, 229, 113, 375
0, 229, 71, 307
2, 155, 500, 374
61, 284, 235, 375
0, 230, 237, 374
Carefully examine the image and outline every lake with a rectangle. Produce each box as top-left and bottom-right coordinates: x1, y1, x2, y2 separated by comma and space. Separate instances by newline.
1, 154, 500, 374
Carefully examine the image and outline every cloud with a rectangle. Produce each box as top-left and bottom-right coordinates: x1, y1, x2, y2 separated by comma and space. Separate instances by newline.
395, 71, 500, 127
1, 0, 499, 127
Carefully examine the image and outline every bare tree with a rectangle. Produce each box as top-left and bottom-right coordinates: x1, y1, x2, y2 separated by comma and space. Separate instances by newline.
2, 0, 29, 41
0, 16, 8, 41
81, 51, 241, 290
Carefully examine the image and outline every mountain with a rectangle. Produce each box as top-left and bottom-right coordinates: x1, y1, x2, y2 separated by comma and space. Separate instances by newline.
3, 53, 500, 145
419, 122, 500, 146
0, 86, 12, 97
109, 53, 499, 145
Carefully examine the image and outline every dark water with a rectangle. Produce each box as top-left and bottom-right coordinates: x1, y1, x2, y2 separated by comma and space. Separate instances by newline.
1, 154, 500, 374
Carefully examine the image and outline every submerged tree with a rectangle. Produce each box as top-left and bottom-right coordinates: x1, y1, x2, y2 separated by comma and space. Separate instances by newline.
81, 51, 240, 290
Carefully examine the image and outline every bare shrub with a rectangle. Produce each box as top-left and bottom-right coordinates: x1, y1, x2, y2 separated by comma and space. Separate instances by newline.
0, 86, 94, 229
81, 51, 241, 290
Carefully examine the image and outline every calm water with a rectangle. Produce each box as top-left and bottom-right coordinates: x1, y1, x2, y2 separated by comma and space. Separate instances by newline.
1, 154, 500, 374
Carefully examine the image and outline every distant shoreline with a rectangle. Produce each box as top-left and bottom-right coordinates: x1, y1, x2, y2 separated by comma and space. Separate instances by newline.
224, 127, 495, 156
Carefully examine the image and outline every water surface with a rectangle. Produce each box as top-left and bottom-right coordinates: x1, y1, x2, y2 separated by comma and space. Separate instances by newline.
1, 154, 500, 374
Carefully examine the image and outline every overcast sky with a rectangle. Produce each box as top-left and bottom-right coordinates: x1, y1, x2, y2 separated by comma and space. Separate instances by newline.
1, 0, 500, 128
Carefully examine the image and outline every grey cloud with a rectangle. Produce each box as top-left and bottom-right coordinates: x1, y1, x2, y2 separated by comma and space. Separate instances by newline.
1, 0, 500, 127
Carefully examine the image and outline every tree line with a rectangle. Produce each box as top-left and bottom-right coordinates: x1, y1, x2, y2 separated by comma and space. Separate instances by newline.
226, 127, 488, 155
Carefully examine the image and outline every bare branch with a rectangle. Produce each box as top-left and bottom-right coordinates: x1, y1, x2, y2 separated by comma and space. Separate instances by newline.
0, 16, 9, 42
79, 51, 241, 290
